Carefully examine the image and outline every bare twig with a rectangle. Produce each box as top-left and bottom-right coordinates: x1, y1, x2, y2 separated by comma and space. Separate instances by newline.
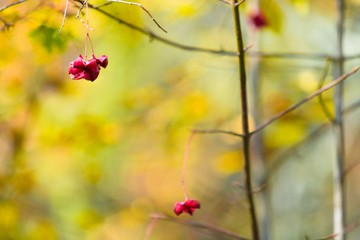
0, 0, 26, 13
344, 156, 360, 175
218, 0, 231, 5
144, 217, 158, 240
150, 213, 250, 240
251, 66, 360, 135
71, 0, 360, 60
108, 0, 167, 33
58, 0, 69, 34
191, 129, 244, 138
233, 181, 267, 194
312, 217, 360, 240
71, 0, 238, 56
317, 60, 334, 122
218, 0, 245, 6
264, 95, 360, 184
343, 99, 360, 115
75, 0, 95, 31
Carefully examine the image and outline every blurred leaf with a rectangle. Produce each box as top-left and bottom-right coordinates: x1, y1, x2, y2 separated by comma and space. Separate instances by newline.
260, 0, 283, 32
29, 25, 70, 53
12, 170, 36, 193
213, 151, 244, 175
265, 121, 306, 148
177, 3, 196, 17
76, 209, 103, 230
27, 220, 58, 240
290, 0, 310, 15
0, 202, 19, 230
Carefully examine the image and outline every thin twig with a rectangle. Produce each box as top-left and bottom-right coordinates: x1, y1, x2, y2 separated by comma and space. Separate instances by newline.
71, 0, 238, 56
317, 60, 334, 122
192, 129, 244, 138
71, 0, 360, 60
218, 0, 231, 5
108, 0, 167, 33
144, 217, 158, 240
0, 0, 26, 13
247, 51, 330, 60
251, 66, 360, 135
312, 218, 360, 240
343, 99, 360, 115
344, 156, 360, 175
150, 213, 250, 240
263, 95, 360, 184
76, 0, 94, 31
58, 0, 69, 34
218, 0, 245, 6
233, 181, 267, 194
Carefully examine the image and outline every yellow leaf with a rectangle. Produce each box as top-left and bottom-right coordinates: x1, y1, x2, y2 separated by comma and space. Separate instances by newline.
260, 0, 283, 33
213, 151, 244, 175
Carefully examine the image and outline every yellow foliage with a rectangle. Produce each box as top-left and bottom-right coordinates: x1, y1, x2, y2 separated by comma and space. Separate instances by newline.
265, 121, 306, 148
291, 0, 310, 15
27, 220, 58, 240
213, 151, 244, 175
76, 209, 103, 230
177, 4, 196, 17
0, 202, 19, 230
297, 71, 318, 93
183, 93, 208, 119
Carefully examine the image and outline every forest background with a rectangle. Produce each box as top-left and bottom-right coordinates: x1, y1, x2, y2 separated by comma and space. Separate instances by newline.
1, 0, 360, 239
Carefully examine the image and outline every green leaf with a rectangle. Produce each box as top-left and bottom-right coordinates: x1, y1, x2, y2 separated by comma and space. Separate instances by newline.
29, 25, 70, 52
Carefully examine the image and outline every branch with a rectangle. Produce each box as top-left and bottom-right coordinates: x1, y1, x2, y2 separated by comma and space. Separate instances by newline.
106, 0, 167, 33
232, 0, 260, 239
58, 0, 69, 34
263, 94, 360, 184
344, 156, 360, 175
149, 213, 250, 240
192, 129, 244, 138
251, 66, 360, 135
69, 2, 360, 59
71, 0, 238, 56
0, 0, 26, 13
332, 0, 346, 238
317, 60, 334, 122
312, 217, 360, 240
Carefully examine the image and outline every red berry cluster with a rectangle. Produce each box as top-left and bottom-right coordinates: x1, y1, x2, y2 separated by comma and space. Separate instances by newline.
69, 54, 108, 81
173, 199, 201, 216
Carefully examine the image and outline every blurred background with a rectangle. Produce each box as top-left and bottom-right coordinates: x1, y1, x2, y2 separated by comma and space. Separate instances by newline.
1, 0, 360, 239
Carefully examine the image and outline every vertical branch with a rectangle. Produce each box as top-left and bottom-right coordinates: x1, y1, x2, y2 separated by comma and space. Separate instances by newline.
249, 0, 269, 238
231, 1, 260, 239
333, 0, 346, 239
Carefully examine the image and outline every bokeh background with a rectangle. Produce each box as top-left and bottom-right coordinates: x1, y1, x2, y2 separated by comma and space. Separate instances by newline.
1, 0, 360, 239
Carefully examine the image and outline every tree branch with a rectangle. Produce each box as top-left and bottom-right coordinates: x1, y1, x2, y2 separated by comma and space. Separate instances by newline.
317, 60, 334, 122
251, 66, 360, 135
191, 129, 244, 138
232, 0, 260, 239
0, 0, 26, 13
106, 0, 167, 33
149, 213, 250, 240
